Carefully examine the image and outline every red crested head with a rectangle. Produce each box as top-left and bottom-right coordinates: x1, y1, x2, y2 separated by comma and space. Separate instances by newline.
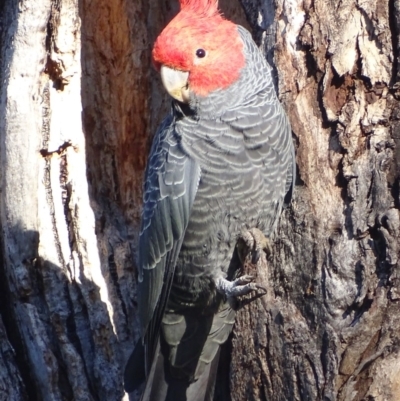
152, 0, 245, 98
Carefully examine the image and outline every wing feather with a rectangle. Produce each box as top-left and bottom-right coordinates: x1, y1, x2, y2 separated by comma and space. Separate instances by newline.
137, 112, 200, 370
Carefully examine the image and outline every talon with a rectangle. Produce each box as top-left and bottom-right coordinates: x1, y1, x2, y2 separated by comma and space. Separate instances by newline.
252, 248, 261, 264
237, 228, 271, 264
254, 283, 267, 294
216, 276, 266, 299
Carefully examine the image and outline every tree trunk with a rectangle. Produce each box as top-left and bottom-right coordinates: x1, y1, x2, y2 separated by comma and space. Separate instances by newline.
0, 0, 399, 401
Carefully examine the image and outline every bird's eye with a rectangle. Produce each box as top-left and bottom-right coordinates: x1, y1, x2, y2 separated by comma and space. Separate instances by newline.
196, 49, 206, 58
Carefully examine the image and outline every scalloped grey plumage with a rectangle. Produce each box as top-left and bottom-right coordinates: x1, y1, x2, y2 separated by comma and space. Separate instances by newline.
126, 26, 295, 400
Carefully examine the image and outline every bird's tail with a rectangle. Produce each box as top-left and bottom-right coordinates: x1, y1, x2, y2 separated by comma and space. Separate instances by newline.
124, 338, 146, 394
141, 344, 221, 401
125, 302, 235, 400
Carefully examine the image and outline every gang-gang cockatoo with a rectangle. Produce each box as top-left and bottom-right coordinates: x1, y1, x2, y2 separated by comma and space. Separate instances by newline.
124, 0, 295, 400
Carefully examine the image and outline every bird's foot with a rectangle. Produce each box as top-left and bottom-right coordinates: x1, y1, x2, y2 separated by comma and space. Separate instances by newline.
237, 228, 271, 265
216, 275, 267, 299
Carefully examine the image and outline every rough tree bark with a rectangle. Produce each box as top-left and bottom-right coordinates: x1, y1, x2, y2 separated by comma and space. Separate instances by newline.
0, 0, 399, 401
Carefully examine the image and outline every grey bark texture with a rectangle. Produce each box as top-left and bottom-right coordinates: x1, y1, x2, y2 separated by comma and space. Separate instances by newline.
0, 0, 399, 401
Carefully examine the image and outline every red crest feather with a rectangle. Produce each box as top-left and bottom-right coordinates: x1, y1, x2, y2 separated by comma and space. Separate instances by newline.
152, 0, 245, 97
178, 0, 219, 16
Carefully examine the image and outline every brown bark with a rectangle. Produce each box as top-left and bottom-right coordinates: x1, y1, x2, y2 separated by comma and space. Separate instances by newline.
232, 0, 400, 400
0, 0, 399, 400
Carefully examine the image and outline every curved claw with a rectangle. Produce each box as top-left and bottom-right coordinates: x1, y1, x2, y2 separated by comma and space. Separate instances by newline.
216, 276, 267, 299
237, 228, 271, 264
251, 248, 262, 264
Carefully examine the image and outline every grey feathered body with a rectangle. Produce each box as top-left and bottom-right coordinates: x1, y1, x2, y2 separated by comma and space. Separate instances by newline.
125, 26, 295, 401
167, 27, 293, 308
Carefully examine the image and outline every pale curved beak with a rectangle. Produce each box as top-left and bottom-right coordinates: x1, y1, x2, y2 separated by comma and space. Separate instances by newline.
160, 65, 190, 103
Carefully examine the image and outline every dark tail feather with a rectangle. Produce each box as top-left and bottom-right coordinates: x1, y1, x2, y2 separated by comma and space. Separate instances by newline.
187, 348, 220, 401
141, 345, 221, 401
124, 340, 146, 393
141, 340, 170, 401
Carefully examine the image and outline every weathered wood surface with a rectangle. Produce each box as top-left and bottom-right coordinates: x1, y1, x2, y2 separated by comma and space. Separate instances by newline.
233, 0, 400, 400
0, 0, 399, 400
